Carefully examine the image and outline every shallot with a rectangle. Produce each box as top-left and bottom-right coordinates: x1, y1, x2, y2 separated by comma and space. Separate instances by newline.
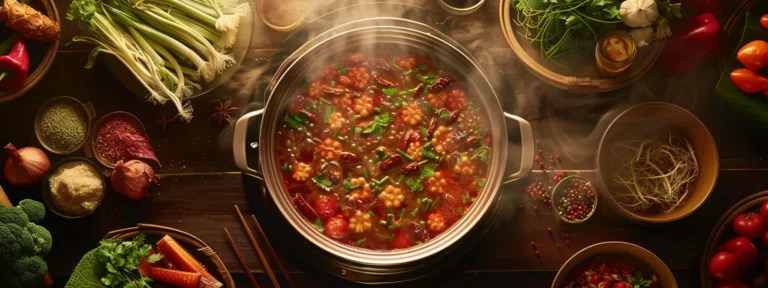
3, 143, 50, 186
111, 160, 156, 199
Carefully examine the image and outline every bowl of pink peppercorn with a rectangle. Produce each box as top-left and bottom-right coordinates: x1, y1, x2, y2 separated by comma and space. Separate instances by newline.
551, 175, 598, 224
89, 111, 152, 168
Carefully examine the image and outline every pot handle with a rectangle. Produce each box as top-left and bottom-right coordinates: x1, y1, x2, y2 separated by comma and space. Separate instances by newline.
502, 112, 534, 185
233, 109, 265, 181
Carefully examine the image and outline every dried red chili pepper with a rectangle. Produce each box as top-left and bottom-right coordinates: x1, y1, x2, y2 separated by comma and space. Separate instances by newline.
372, 58, 393, 71
400, 162, 421, 174
465, 136, 481, 146
288, 94, 310, 114
372, 71, 396, 87
379, 154, 402, 171
428, 75, 452, 92
401, 130, 414, 150
293, 194, 318, 220
427, 118, 438, 139
298, 110, 318, 123
339, 152, 361, 163
322, 86, 347, 95
447, 110, 460, 125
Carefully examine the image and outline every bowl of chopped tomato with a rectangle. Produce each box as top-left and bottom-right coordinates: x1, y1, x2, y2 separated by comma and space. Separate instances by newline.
553, 241, 677, 288
232, 17, 536, 268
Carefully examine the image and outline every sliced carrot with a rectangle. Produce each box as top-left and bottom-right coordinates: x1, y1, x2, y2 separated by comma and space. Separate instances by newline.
148, 267, 200, 288
155, 246, 179, 270
139, 248, 162, 277
156, 235, 223, 288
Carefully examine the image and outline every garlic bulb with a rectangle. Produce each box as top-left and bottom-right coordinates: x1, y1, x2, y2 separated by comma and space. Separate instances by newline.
630, 27, 654, 47
620, 0, 659, 28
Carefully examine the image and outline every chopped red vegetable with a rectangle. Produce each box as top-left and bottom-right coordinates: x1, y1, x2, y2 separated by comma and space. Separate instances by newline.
0, 36, 29, 89
148, 267, 201, 288
660, 13, 721, 74
138, 248, 160, 277
157, 235, 223, 288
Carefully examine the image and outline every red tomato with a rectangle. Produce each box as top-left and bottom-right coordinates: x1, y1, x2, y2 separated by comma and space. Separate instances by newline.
324, 216, 349, 240
312, 195, 339, 221
718, 237, 758, 268
761, 231, 768, 247
717, 281, 749, 288
760, 201, 768, 222
762, 15, 768, 30
391, 229, 414, 249
733, 212, 765, 238
709, 252, 741, 281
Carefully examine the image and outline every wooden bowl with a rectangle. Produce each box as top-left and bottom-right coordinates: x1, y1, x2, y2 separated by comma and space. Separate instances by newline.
700, 190, 768, 287
105, 224, 235, 288
0, 0, 60, 103
498, 0, 664, 93
552, 241, 678, 288
33, 96, 96, 155
41, 157, 106, 219
87, 111, 149, 168
436, 0, 486, 15
595, 102, 719, 223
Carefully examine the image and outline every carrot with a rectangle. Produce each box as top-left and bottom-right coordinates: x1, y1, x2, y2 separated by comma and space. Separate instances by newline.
148, 267, 200, 288
156, 235, 222, 288
0, 0, 59, 42
155, 246, 179, 270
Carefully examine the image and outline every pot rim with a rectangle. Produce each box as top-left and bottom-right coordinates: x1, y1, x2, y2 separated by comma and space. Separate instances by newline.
256, 18, 520, 266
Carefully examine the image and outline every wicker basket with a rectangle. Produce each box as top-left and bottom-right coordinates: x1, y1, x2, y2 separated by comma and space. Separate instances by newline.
700, 190, 768, 287
498, 0, 664, 93
106, 223, 236, 288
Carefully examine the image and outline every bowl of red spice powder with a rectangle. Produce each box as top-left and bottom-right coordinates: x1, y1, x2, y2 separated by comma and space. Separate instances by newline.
90, 112, 154, 168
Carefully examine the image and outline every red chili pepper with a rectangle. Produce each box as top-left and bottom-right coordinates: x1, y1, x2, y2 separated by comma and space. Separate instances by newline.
737, 40, 768, 70
679, 0, 720, 14
730, 68, 768, 94
660, 13, 721, 74
0, 37, 29, 89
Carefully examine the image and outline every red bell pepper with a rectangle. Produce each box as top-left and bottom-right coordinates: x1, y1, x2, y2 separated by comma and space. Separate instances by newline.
679, 0, 720, 14
660, 13, 722, 74
0, 37, 29, 89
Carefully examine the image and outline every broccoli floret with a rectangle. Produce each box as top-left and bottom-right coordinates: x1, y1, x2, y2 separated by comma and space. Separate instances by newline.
17, 199, 45, 224
0, 205, 29, 227
26, 223, 52, 257
0, 256, 48, 288
0, 223, 34, 261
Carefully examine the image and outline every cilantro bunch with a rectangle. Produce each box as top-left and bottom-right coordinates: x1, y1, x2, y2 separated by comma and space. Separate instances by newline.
66, 234, 163, 288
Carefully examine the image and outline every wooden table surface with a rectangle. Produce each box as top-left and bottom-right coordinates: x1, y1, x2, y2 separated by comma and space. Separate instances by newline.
0, 0, 763, 287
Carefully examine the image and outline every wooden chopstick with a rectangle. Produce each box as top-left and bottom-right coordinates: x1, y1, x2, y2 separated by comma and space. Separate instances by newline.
250, 215, 295, 288
235, 205, 281, 288
224, 228, 260, 288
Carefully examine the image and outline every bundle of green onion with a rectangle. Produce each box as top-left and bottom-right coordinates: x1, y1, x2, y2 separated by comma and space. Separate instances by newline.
66, 0, 250, 120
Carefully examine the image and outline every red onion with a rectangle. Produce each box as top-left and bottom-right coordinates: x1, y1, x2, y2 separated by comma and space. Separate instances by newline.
111, 160, 156, 200
3, 143, 50, 186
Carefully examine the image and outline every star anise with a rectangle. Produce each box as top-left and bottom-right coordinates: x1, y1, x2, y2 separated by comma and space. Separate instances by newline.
209, 99, 240, 124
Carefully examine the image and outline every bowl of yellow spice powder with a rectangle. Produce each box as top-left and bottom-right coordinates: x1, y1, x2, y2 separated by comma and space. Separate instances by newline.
34, 96, 95, 154
42, 157, 105, 218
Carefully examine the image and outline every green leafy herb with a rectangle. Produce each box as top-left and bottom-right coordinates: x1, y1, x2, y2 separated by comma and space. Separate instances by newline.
476, 178, 486, 188
382, 87, 398, 96
363, 113, 392, 134
406, 178, 423, 192
354, 126, 363, 134
312, 173, 335, 191
435, 109, 451, 120
337, 67, 350, 76
421, 143, 440, 162
304, 100, 317, 111
410, 208, 419, 217
314, 218, 325, 232
461, 193, 469, 204
284, 114, 304, 129
420, 127, 428, 138
471, 146, 491, 163
88, 234, 162, 288
629, 271, 653, 288
420, 166, 436, 179
416, 73, 437, 84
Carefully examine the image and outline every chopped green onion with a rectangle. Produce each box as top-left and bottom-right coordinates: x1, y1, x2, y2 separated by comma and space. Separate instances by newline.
403, 69, 413, 75
396, 174, 404, 185
323, 106, 332, 124
356, 237, 367, 245
379, 220, 387, 226
314, 218, 324, 232
331, 80, 336, 87
320, 97, 332, 105
399, 208, 406, 218
363, 169, 369, 180
382, 87, 398, 96
369, 210, 376, 217
396, 149, 415, 162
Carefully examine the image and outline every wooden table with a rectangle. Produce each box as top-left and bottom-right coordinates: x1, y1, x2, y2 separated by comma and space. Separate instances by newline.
0, 0, 762, 287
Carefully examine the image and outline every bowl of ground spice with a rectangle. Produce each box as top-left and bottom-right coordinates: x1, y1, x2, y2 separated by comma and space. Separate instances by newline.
34, 96, 95, 154
90, 112, 159, 168
42, 157, 105, 218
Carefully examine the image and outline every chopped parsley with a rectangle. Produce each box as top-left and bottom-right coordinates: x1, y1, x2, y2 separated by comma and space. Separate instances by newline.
476, 178, 486, 188
405, 178, 423, 192
354, 126, 363, 134
461, 193, 469, 204
435, 109, 451, 120
314, 218, 324, 232
471, 146, 491, 163
421, 143, 440, 162
363, 113, 392, 134
312, 173, 334, 191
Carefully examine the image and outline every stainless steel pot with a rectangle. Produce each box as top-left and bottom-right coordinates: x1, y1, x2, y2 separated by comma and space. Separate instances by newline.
233, 17, 534, 266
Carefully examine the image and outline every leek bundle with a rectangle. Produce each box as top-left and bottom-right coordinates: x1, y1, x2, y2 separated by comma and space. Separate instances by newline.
66, 0, 250, 120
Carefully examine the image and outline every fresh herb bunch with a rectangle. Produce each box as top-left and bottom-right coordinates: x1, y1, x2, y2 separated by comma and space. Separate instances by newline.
95, 234, 163, 288
513, 0, 622, 59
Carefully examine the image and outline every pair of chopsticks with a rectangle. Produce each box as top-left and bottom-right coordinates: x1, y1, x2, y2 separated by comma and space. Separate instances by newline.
223, 205, 295, 288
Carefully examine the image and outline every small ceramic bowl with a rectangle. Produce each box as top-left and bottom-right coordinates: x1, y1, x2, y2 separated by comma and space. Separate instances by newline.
258, 0, 306, 32
89, 111, 148, 168
437, 0, 486, 15
551, 175, 598, 224
41, 157, 106, 219
595, 102, 718, 223
34, 96, 96, 155
552, 241, 678, 288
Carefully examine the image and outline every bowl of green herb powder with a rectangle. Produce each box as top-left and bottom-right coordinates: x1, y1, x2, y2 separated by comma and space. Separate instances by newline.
34, 96, 95, 154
